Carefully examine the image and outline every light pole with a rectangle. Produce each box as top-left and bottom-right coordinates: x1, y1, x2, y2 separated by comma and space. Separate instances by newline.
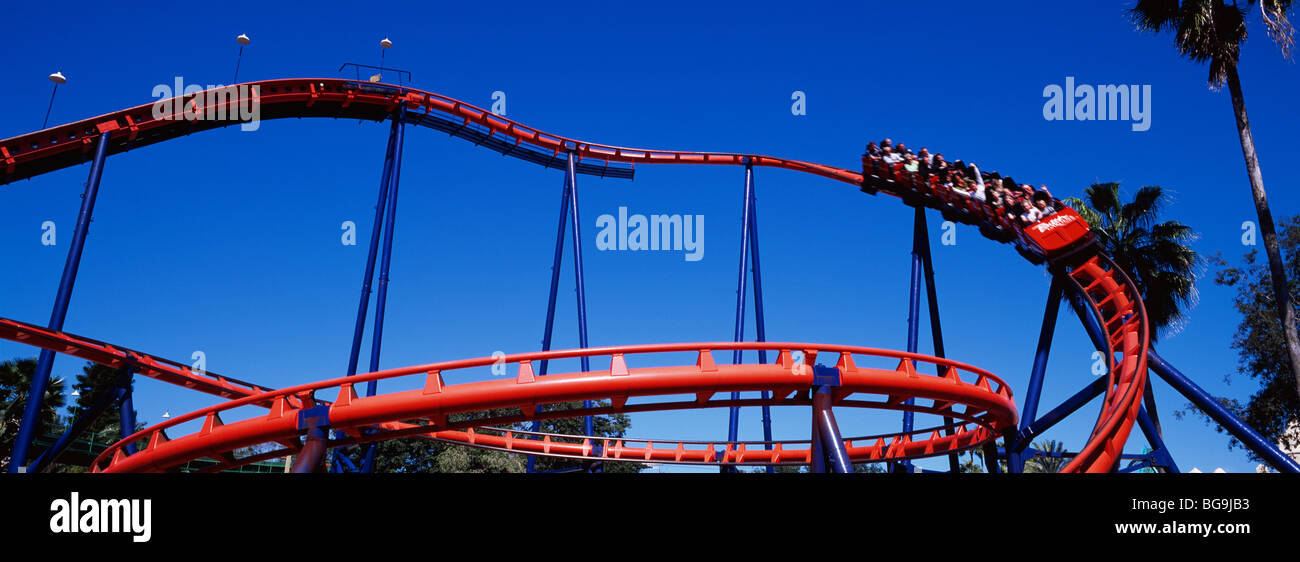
42, 71, 66, 129
370, 37, 392, 82
233, 33, 251, 84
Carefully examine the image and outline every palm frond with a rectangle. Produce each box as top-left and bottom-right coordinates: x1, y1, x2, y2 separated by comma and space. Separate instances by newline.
1131, 0, 1185, 31
1256, 0, 1296, 57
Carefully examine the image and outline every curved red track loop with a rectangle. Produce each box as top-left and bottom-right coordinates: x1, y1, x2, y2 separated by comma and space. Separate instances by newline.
1, 79, 1150, 471
1057, 255, 1150, 473
84, 343, 1015, 472
0, 317, 996, 469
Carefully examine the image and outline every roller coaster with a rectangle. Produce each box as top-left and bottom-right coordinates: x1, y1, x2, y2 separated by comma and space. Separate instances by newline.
4, 77, 1297, 474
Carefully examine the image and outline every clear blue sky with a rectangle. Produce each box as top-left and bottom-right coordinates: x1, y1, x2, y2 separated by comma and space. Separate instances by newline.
3, 0, 1299, 473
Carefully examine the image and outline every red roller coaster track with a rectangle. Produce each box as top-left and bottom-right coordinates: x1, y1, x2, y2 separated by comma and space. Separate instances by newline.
0, 78, 1149, 473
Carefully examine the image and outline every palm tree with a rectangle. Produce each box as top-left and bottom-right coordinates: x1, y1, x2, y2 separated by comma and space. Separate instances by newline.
1, 358, 66, 471
1065, 183, 1199, 340
1129, 0, 1300, 404
1024, 439, 1068, 473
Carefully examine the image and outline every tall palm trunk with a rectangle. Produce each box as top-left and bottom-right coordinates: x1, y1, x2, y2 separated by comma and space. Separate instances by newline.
1225, 64, 1300, 404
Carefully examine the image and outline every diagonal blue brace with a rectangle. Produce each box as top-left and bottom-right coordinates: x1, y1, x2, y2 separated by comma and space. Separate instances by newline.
1135, 405, 1179, 473
9, 131, 112, 473
1009, 274, 1064, 473
1148, 350, 1299, 473
1013, 375, 1109, 452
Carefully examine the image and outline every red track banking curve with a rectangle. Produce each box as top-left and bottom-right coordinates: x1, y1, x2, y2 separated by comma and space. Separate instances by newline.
0, 78, 1149, 473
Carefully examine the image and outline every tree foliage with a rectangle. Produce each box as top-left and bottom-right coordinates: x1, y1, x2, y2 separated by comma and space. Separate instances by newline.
1023, 440, 1067, 473
1, 358, 65, 472
1130, 0, 1300, 413
1191, 215, 1300, 458
1064, 182, 1200, 340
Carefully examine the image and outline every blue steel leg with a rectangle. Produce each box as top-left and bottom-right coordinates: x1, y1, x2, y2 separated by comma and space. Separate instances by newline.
1014, 376, 1108, 450
1148, 350, 1300, 473
565, 151, 595, 454
810, 389, 826, 474
292, 409, 331, 474
913, 207, 960, 473
813, 384, 852, 473
118, 375, 137, 455
744, 163, 774, 473
9, 131, 112, 473
527, 161, 573, 473
361, 105, 407, 473
1009, 275, 1064, 473
1135, 405, 1179, 473
725, 161, 755, 473
333, 110, 398, 473
897, 206, 924, 473
344, 116, 399, 378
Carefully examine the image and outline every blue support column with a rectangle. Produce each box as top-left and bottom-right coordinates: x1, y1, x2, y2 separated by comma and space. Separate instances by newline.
526, 157, 573, 473
9, 131, 112, 473
896, 206, 924, 473
913, 207, 960, 473
332, 110, 399, 473
360, 105, 407, 473
1135, 405, 1179, 473
1148, 350, 1300, 473
565, 150, 595, 449
118, 374, 137, 456
744, 163, 774, 473
1009, 275, 1064, 473
291, 405, 331, 473
810, 391, 825, 474
1014, 376, 1108, 450
724, 161, 756, 473
344, 116, 399, 378
813, 383, 852, 473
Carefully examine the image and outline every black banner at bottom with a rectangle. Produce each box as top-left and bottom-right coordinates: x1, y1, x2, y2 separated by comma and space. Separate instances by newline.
0, 475, 1287, 548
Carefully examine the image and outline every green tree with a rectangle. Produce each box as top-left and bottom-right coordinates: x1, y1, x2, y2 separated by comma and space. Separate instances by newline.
1, 358, 66, 472
1129, 0, 1300, 402
66, 362, 139, 441
1064, 183, 1199, 340
1193, 215, 1300, 458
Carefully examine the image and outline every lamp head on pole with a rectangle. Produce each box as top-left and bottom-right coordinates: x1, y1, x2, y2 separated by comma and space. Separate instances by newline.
380, 37, 392, 49
237, 33, 251, 46
48, 71, 67, 85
